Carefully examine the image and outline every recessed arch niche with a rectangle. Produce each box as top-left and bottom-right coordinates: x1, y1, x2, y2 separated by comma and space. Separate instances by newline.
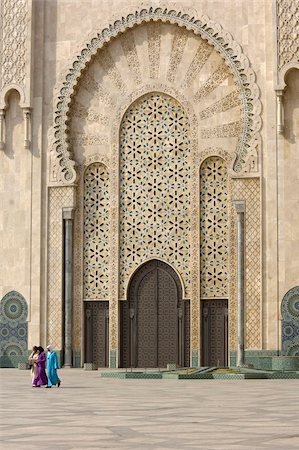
48, 12, 263, 368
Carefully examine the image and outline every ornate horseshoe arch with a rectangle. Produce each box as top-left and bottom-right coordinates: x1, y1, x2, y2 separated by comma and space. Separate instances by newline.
51, 6, 262, 184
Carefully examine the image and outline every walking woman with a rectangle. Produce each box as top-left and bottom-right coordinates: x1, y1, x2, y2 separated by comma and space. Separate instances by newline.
28, 346, 38, 386
46, 345, 61, 388
32, 346, 48, 387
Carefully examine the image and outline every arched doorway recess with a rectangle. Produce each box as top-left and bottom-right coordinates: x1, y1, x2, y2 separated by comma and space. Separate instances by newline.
47, 9, 262, 368
120, 260, 189, 368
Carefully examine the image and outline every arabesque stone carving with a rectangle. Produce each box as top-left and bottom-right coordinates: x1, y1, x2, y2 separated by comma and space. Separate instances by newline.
52, 7, 262, 184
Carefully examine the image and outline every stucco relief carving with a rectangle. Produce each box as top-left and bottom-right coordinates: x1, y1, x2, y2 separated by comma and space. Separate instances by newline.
50, 9, 263, 361
79, 73, 115, 107
0, 0, 33, 110
109, 83, 200, 353
0, 0, 27, 90
73, 154, 110, 351
49, 148, 65, 185
70, 133, 109, 146
200, 157, 229, 298
100, 48, 127, 94
275, 0, 299, 89
121, 30, 142, 85
198, 148, 232, 165
277, 0, 299, 71
231, 178, 262, 349
182, 39, 213, 89
52, 7, 262, 184
148, 22, 161, 80
201, 121, 242, 139
198, 148, 237, 350
198, 91, 241, 121
166, 26, 188, 83
83, 164, 110, 300
70, 100, 109, 125
119, 93, 191, 298
231, 134, 261, 177
48, 187, 75, 348
194, 61, 232, 103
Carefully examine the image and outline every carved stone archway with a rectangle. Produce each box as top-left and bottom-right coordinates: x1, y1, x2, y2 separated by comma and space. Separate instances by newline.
48, 8, 263, 367
51, 7, 262, 184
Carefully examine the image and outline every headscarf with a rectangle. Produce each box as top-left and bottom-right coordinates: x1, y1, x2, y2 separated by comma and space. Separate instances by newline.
47, 345, 53, 352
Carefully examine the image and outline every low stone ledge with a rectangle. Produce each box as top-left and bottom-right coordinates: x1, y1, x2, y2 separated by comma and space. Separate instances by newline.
84, 363, 97, 371
271, 356, 299, 371
18, 362, 30, 370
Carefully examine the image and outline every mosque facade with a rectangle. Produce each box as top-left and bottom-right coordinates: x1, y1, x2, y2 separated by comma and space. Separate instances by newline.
0, 0, 298, 369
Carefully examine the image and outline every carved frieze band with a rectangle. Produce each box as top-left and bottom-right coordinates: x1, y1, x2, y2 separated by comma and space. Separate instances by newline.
53, 7, 261, 183
277, 0, 299, 71
0, 0, 27, 90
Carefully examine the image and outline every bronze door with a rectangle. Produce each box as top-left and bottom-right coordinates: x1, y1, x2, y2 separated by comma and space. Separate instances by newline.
120, 260, 189, 368
85, 301, 109, 367
201, 299, 228, 367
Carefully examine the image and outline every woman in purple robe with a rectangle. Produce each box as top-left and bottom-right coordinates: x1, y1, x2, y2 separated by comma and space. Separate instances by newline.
32, 346, 48, 387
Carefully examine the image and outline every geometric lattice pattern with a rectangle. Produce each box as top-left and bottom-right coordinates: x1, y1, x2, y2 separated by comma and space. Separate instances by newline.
83, 163, 109, 299
119, 93, 191, 297
1, 0, 27, 88
0, 291, 28, 356
48, 187, 74, 349
281, 286, 299, 356
200, 157, 228, 297
277, 0, 299, 70
232, 178, 261, 349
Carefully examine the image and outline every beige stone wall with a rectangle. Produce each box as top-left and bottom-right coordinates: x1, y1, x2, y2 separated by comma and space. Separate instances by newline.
0, 0, 40, 351
0, 91, 30, 300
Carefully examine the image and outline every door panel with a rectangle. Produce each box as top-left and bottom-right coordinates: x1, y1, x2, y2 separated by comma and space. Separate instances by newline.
157, 268, 178, 367
201, 299, 228, 367
85, 301, 109, 367
120, 260, 188, 368
137, 268, 158, 367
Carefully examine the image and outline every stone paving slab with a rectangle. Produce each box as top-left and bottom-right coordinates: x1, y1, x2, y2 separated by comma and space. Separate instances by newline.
0, 369, 299, 449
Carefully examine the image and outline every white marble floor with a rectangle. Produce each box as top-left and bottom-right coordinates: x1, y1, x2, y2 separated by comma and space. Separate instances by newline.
0, 369, 299, 450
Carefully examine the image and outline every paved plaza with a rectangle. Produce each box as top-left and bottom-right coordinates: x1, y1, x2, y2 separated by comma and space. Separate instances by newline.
0, 369, 299, 450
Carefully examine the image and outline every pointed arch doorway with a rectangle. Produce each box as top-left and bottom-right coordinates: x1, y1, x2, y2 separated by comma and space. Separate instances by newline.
120, 260, 189, 368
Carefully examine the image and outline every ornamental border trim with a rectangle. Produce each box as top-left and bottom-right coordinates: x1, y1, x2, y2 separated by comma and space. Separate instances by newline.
53, 6, 262, 184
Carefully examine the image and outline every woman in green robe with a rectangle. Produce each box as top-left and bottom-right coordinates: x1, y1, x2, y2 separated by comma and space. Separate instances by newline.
46, 345, 61, 388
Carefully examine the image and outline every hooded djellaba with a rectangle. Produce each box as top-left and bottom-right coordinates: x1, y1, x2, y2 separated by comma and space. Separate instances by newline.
46, 345, 61, 388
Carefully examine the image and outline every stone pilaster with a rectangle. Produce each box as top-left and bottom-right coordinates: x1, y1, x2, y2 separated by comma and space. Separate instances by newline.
23, 107, 31, 149
234, 201, 246, 367
276, 90, 284, 135
0, 109, 5, 150
62, 207, 75, 367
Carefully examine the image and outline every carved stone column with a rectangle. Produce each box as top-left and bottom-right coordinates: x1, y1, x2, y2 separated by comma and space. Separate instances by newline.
276, 90, 284, 135
0, 109, 5, 150
23, 108, 31, 149
85, 306, 93, 364
234, 201, 246, 367
63, 207, 75, 367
